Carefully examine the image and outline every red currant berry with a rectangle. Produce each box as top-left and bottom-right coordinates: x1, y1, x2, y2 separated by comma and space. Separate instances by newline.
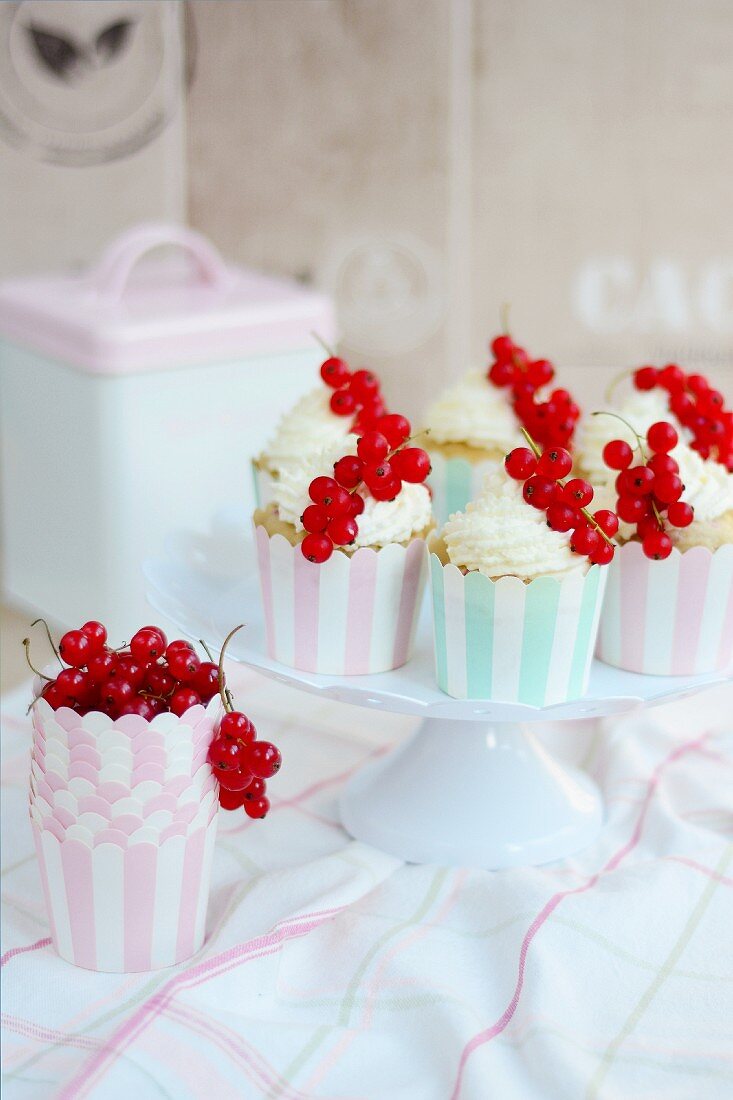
637, 515, 663, 540
333, 455, 364, 489
330, 390, 357, 416
642, 530, 673, 560
167, 648, 201, 683
118, 696, 160, 720
626, 466, 655, 496
504, 448, 537, 480
592, 509, 619, 537
490, 334, 514, 360
670, 392, 695, 422
87, 651, 116, 684
699, 389, 725, 414
81, 621, 107, 653
301, 504, 329, 533
527, 359, 554, 387
58, 629, 92, 668
145, 664, 176, 697
165, 639, 195, 662
140, 625, 167, 647
488, 360, 517, 387
170, 687, 201, 716
55, 667, 88, 703
130, 627, 166, 663
370, 478, 402, 502
357, 431, 390, 463
327, 516, 358, 545
100, 678, 135, 715
616, 495, 648, 523
659, 364, 685, 391
348, 493, 365, 517
323, 486, 352, 517
348, 369, 380, 402
218, 786, 248, 810
243, 777, 266, 800
391, 447, 431, 483
208, 737, 252, 789
220, 711, 256, 744
320, 356, 350, 388
647, 453, 679, 476
309, 476, 339, 505
376, 414, 411, 448
602, 439, 633, 470
522, 475, 556, 510
245, 741, 282, 779
570, 526, 602, 555
653, 473, 684, 504
116, 655, 146, 690
244, 796, 270, 819
633, 366, 659, 390
301, 534, 333, 563
646, 421, 679, 454
589, 542, 614, 565
667, 501, 694, 528
192, 661, 220, 702
690, 440, 711, 459
551, 388, 571, 407
562, 479, 594, 507
41, 681, 66, 710
363, 461, 394, 490
537, 446, 572, 479
510, 346, 529, 370
546, 502, 579, 532
687, 373, 709, 395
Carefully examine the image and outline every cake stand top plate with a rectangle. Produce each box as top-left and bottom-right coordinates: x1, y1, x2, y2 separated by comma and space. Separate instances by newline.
143, 514, 731, 723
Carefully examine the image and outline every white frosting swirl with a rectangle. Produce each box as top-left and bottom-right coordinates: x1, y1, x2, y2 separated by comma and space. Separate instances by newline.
259, 388, 353, 471
442, 469, 586, 579
674, 444, 733, 522
425, 371, 524, 451
578, 389, 682, 484
274, 440, 433, 548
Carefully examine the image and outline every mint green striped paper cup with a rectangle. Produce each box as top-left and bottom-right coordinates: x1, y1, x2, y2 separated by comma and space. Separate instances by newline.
427, 450, 503, 525
429, 553, 607, 704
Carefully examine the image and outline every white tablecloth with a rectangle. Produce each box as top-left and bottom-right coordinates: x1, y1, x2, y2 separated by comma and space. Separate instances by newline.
2, 668, 732, 1099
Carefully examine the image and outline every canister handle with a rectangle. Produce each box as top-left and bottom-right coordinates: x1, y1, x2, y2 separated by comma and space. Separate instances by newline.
91, 222, 233, 300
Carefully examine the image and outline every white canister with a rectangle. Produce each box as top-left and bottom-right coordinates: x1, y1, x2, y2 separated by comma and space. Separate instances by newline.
0, 223, 335, 636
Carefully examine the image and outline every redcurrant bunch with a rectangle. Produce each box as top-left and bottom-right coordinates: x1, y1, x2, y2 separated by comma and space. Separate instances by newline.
318, 353, 388, 435
207, 710, 281, 819
300, 414, 431, 562
487, 333, 581, 449
600, 416, 694, 560
631, 364, 733, 470
504, 434, 617, 566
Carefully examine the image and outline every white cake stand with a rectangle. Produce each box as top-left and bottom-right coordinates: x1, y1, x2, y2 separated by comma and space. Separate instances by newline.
144, 513, 732, 869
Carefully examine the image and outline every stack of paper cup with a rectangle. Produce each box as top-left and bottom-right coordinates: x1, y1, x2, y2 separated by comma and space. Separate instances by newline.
29, 696, 222, 973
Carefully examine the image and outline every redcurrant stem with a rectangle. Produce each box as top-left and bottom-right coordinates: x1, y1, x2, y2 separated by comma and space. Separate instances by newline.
500, 303, 511, 336
30, 618, 62, 665
216, 625, 245, 713
199, 637, 233, 709
591, 410, 647, 460
311, 330, 336, 358
22, 638, 53, 681
520, 427, 615, 547
604, 369, 633, 404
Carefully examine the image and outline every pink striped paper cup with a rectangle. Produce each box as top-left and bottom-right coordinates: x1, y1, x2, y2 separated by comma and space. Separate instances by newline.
254, 521, 428, 674
597, 541, 733, 675
32, 811, 218, 972
251, 458, 277, 509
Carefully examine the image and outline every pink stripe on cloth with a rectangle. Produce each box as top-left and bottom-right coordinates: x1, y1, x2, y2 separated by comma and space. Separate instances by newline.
0, 936, 52, 968
716, 574, 733, 669
175, 828, 207, 964
293, 551, 321, 670
620, 548, 649, 670
60, 840, 96, 970
344, 550, 378, 674
123, 845, 157, 972
391, 540, 424, 668
255, 525, 276, 657
672, 551, 712, 673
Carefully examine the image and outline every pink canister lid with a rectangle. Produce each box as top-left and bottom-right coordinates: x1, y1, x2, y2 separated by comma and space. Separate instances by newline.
0, 223, 335, 375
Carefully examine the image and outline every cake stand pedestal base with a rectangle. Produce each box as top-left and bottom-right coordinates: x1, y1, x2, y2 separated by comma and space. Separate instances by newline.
339, 718, 602, 869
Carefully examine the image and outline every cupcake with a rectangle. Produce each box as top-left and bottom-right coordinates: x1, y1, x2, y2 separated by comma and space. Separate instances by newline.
429, 443, 614, 704
254, 414, 433, 674
252, 351, 387, 507
424, 332, 581, 523
593, 414, 733, 675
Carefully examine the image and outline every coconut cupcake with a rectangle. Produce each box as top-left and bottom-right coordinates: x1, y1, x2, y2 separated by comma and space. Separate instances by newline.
424, 332, 581, 523
593, 415, 733, 675
429, 446, 615, 704
252, 352, 387, 507
254, 414, 433, 675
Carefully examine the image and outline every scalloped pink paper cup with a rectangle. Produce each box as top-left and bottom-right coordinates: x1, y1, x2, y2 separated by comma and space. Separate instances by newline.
430, 553, 607, 703
29, 695, 223, 971
254, 522, 428, 674
597, 541, 733, 675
